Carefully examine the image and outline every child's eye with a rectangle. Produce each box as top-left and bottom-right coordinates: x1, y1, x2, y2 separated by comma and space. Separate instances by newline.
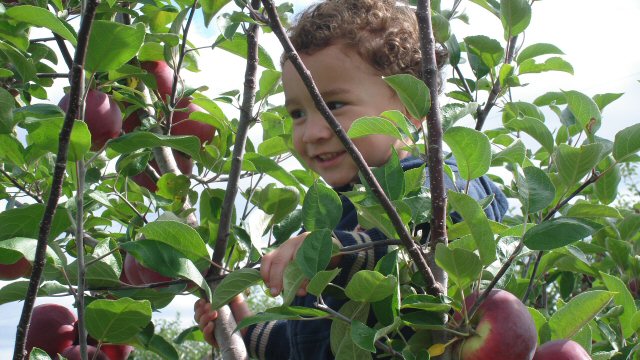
288, 109, 305, 120
327, 101, 345, 111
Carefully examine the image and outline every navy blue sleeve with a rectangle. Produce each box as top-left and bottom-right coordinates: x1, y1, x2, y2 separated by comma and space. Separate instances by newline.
243, 320, 290, 360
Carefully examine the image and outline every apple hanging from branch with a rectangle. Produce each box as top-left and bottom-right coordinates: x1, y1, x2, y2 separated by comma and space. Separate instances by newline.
533, 340, 591, 360
58, 89, 123, 151
454, 289, 538, 360
25, 303, 77, 358
130, 151, 193, 192
0, 256, 31, 280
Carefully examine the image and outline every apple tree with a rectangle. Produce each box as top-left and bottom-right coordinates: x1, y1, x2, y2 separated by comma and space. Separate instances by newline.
0, 0, 639, 359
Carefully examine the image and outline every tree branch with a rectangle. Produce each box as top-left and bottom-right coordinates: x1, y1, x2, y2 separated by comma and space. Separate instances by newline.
261, 0, 442, 298
0, 168, 43, 203
13, 0, 100, 358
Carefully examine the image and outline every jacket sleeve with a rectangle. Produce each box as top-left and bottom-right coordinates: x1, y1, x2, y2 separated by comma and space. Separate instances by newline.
243, 320, 290, 360
331, 228, 389, 287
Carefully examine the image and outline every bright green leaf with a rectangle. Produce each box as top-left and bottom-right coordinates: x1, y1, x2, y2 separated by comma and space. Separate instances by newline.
564, 90, 602, 135
566, 203, 622, 219
555, 143, 603, 186
85, 21, 145, 72
448, 191, 496, 265
347, 116, 403, 141
86, 298, 152, 343
295, 229, 334, 279
6, 6, 77, 45
548, 290, 613, 340
307, 268, 341, 296
435, 243, 482, 288
302, 181, 342, 231
384, 74, 431, 119
523, 218, 597, 251
516, 43, 564, 64
517, 166, 556, 214
139, 221, 209, 264
600, 272, 637, 339
345, 270, 397, 303
444, 127, 491, 181
613, 123, 640, 162
500, 0, 531, 39
201, 0, 231, 27
209, 268, 261, 309
108, 132, 201, 158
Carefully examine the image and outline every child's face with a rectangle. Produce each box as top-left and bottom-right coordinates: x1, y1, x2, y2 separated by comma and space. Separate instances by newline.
282, 45, 410, 187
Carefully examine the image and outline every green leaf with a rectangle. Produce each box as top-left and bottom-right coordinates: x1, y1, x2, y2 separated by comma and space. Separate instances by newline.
555, 143, 603, 186
435, 243, 482, 288
448, 190, 496, 265
108, 132, 201, 158
253, 184, 300, 224
0, 281, 68, 305
217, 34, 275, 70
431, 11, 451, 43
86, 298, 152, 343
523, 218, 597, 251
295, 229, 334, 279
518, 57, 574, 75
548, 290, 613, 340
24, 117, 90, 161
5, 6, 77, 45
401, 294, 452, 313
595, 162, 620, 205
282, 262, 306, 306
492, 138, 526, 165
120, 240, 211, 300
593, 93, 623, 111
384, 74, 431, 119
344, 270, 397, 303
302, 181, 342, 231
209, 268, 261, 309
347, 116, 403, 141
0, 134, 24, 166
564, 90, 602, 135
444, 127, 491, 180
500, 0, 531, 39
27, 348, 50, 360
464, 35, 504, 69
516, 43, 564, 64
139, 221, 209, 264
257, 136, 289, 157
517, 166, 556, 214
441, 102, 479, 132
566, 204, 622, 219
504, 117, 555, 154
369, 148, 405, 201
85, 21, 145, 72
0, 203, 70, 241
236, 307, 328, 331
0, 41, 37, 82
307, 268, 341, 296
600, 272, 637, 339
201, 0, 231, 27
330, 301, 371, 360
350, 320, 377, 352
244, 152, 302, 190
613, 123, 640, 162
0, 88, 15, 134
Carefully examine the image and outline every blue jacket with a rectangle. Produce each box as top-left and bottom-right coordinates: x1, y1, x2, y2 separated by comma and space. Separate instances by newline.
243, 156, 508, 359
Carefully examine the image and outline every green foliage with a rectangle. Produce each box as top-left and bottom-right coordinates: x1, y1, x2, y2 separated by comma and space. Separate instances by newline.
0, 0, 637, 359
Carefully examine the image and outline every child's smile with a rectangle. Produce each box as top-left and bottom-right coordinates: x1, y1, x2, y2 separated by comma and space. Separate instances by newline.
282, 44, 413, 187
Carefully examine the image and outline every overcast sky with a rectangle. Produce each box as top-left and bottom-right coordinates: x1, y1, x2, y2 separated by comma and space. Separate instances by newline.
2, 0, 639, 357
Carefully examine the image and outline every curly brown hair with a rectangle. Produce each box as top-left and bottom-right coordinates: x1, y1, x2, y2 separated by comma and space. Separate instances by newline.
285, 0, 448, 80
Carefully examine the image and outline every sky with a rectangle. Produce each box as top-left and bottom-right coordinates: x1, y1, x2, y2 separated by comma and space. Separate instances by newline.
2, 0, 640, 357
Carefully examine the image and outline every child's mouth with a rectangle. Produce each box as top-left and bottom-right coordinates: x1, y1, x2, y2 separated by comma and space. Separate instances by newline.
313, 151, 345, 167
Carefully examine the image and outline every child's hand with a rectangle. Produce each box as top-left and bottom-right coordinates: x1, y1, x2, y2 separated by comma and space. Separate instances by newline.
193, 295, 250, 347
194, 298, 219, 346
261, 232, 310, 297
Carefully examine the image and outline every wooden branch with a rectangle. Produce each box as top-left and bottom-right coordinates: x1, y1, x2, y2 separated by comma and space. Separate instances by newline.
12, 1, 100, 358
474, 35, 518, 131
53, 33, 73, 70
207, 2, 261, 358
0, 168, 43, 203
261, 0, 442, 298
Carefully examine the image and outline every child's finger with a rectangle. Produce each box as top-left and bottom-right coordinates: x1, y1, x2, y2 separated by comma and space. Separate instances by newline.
203, 321, 218, 347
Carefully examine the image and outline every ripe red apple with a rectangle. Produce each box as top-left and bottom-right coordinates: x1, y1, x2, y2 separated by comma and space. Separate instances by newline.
26, 303, 77, 358
101, 344, 134, 360
169, 98, 215, 146
454, 289, 537, 360
130, 151, 193, 192
58, 89, 123, 150
123, 253, 172, 285
0, 256, 32, 280
141, 60, 174, 102
533, 339, 591, 360
57, 345, 110, 360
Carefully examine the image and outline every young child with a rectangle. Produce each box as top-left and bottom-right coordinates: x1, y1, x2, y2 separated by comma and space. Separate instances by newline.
194, 1, 508, 359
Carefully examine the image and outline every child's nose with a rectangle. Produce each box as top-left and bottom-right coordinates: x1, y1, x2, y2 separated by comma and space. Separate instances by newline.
302, 112, 333, 143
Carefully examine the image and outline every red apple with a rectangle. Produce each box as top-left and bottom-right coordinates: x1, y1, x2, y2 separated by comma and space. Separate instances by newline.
57, 345, 110, 360
169, 98, 215, 146
101, 344, 134, 360
123, 253, 172, 285
533, 340, 591, 360
454, 289, 537, 360
26, 304, 77, 358
58, 89, 123, 150
0, 256, 31, 280
141, 60, 174, 102
121, 103, 142, 134
130, 151, 193, 192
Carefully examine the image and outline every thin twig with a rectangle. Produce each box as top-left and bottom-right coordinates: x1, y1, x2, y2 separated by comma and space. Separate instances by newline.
12, 1, 100, 358
36, 73, 70, 79
74, 159, 88, 357
0, 168, 43, 203
261, 0, 442, 297
339, 239, 402, 255
53, 33, 73, 70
